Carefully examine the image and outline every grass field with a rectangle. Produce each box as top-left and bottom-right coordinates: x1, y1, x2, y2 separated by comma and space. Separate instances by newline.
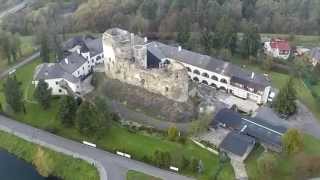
0, 130, 99, 180
245, 134, 320, 180
0, 58, 235, 180
127, 170, 162, 180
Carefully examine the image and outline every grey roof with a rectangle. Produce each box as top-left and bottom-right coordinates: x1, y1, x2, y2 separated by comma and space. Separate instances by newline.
220, 132, 255, 157
311, 47, 320, 60
147, 42, 270, 90
212, 108, 287, 150
33, 63, 79, 83
85, 38, 103, 56
59, 52, 87, 74
62, 35, 103, 56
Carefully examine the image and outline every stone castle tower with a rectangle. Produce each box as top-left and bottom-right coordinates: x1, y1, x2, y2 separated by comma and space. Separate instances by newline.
103, 28, 189, 102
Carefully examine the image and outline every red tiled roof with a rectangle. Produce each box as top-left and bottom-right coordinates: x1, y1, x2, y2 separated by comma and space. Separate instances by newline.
270, 39, 290, 51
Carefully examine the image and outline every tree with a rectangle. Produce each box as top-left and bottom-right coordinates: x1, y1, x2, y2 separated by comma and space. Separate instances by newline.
141, 0, 158, 20
167, 124, 179, 141
75, 101, 99, 135
282, 128, 304, 155
215, 16, 238, 54
257, 153, 277, 177
34, 79, 52, 109
40, 33, 50, 63
240, 22, 261, 58
273, 77, 297, 117
200, 29, 213, 54
94, 97, 111, 132
58, 96, 78, 127
180, 155, 190, 170
262, 56, 274, 71
153, 150, 171, 168
241, 0, 257, 20
190, 157, 199, 173
32, 147, 54, 177
4, 75, 24, 113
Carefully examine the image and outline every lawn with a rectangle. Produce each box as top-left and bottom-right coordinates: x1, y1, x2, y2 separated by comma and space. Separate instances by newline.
127, 170, 162, 180
0, 56, 235, 180
0, 35, 36, 73
245, 134, 320, 180
0, 130, 99, 180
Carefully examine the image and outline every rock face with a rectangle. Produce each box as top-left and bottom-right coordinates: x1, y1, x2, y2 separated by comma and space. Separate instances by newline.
103, 28, 189, 102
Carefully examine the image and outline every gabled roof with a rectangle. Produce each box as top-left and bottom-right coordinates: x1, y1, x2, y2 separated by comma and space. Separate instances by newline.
311, 47, 320, 60
59, 52, 87, 74
212, 108, 287, 150
270, 39, 290, 51
220, 132, 255, 157
33, 63, 79, 83
146, 41, 270, 90
62, 35, 103, 56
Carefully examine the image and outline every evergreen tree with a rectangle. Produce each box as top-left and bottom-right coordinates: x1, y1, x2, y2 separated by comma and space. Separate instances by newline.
58, 96, 78, 127
75, 101, 99, 135
200, 29, 213, 54
240, 22, 261, 58
40, 34, 50, 63
273, 77, 297, 117
34, 79, 52, 110
215, 16, 238, 54
141, 0, 158, 20
94, 97, 111, 131
4, 76, 23, 112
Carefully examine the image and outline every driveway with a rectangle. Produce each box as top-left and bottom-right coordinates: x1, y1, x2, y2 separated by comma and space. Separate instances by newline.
254, 101, 320, 139
0, 115, 194, 180
0, 52, 40, 79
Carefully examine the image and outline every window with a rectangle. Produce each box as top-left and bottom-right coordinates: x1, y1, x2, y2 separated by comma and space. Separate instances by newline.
83, 67, 85, 70
55, 81, 58, 85
58, 89, 62, 93
193, 69, 200, 75
220, 78, 227, 84
202, 72, 209, 78
211, 75, 218, 81
186, 67, 191, 72
165, 87, 169, 92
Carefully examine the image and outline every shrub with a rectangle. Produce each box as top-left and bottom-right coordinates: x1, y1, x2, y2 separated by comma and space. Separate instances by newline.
167, 124, 179, 141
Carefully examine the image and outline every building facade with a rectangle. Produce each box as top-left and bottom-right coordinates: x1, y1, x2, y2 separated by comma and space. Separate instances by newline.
264, 38, 291, 60
33, 35, 104, 96
103, 28, 271, 104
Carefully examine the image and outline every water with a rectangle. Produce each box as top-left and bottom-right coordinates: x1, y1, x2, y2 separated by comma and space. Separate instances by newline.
0, 150, 52, 180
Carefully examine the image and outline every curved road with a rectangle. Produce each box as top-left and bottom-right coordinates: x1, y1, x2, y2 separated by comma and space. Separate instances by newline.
0, 115, 194, 180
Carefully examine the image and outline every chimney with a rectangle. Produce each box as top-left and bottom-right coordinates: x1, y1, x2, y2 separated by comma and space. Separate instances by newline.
65, 58, 69, 64
131, 33, 135, 46
251, 72, 255, 79
144, 37, 148, 43
178, 46, 182, 52
76, 48, 81, 54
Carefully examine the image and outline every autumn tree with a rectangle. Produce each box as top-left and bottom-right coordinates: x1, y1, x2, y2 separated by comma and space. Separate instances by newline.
34, 79, 52, 109
282, 128, 304, 155
167, 124, 179, 141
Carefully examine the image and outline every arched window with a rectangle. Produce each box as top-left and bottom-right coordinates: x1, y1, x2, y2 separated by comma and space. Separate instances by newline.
193, 77, 199, 82
211, 75, 218, 81
202, 80, 208, 85
220, 78, 227, 84
210, 83, 217, 88
193, 69, 200, 75
220, 86, 227, 92
202, 72, 209, 78
186, 67, 191, 72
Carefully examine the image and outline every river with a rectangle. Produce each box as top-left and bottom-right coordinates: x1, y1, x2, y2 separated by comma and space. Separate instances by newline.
0, 150, 59, 180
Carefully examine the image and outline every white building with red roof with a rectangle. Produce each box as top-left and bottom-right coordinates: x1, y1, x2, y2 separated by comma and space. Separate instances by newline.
264, 38, 291, 60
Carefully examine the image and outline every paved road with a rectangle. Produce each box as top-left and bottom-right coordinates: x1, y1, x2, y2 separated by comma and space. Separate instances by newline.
0, 52, 40, 79
0, 1, 27, 20
0, 115, 194, 180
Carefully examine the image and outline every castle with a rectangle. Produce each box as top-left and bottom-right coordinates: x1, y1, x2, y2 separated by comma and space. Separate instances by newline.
103, 28, 189, 102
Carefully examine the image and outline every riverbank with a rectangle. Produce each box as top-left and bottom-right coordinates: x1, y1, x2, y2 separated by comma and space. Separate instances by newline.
0, 130, 99, 180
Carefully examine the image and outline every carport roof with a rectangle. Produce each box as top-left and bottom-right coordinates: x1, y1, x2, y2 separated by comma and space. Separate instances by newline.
219, 132, 255, 157
212, 108, 287, 150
